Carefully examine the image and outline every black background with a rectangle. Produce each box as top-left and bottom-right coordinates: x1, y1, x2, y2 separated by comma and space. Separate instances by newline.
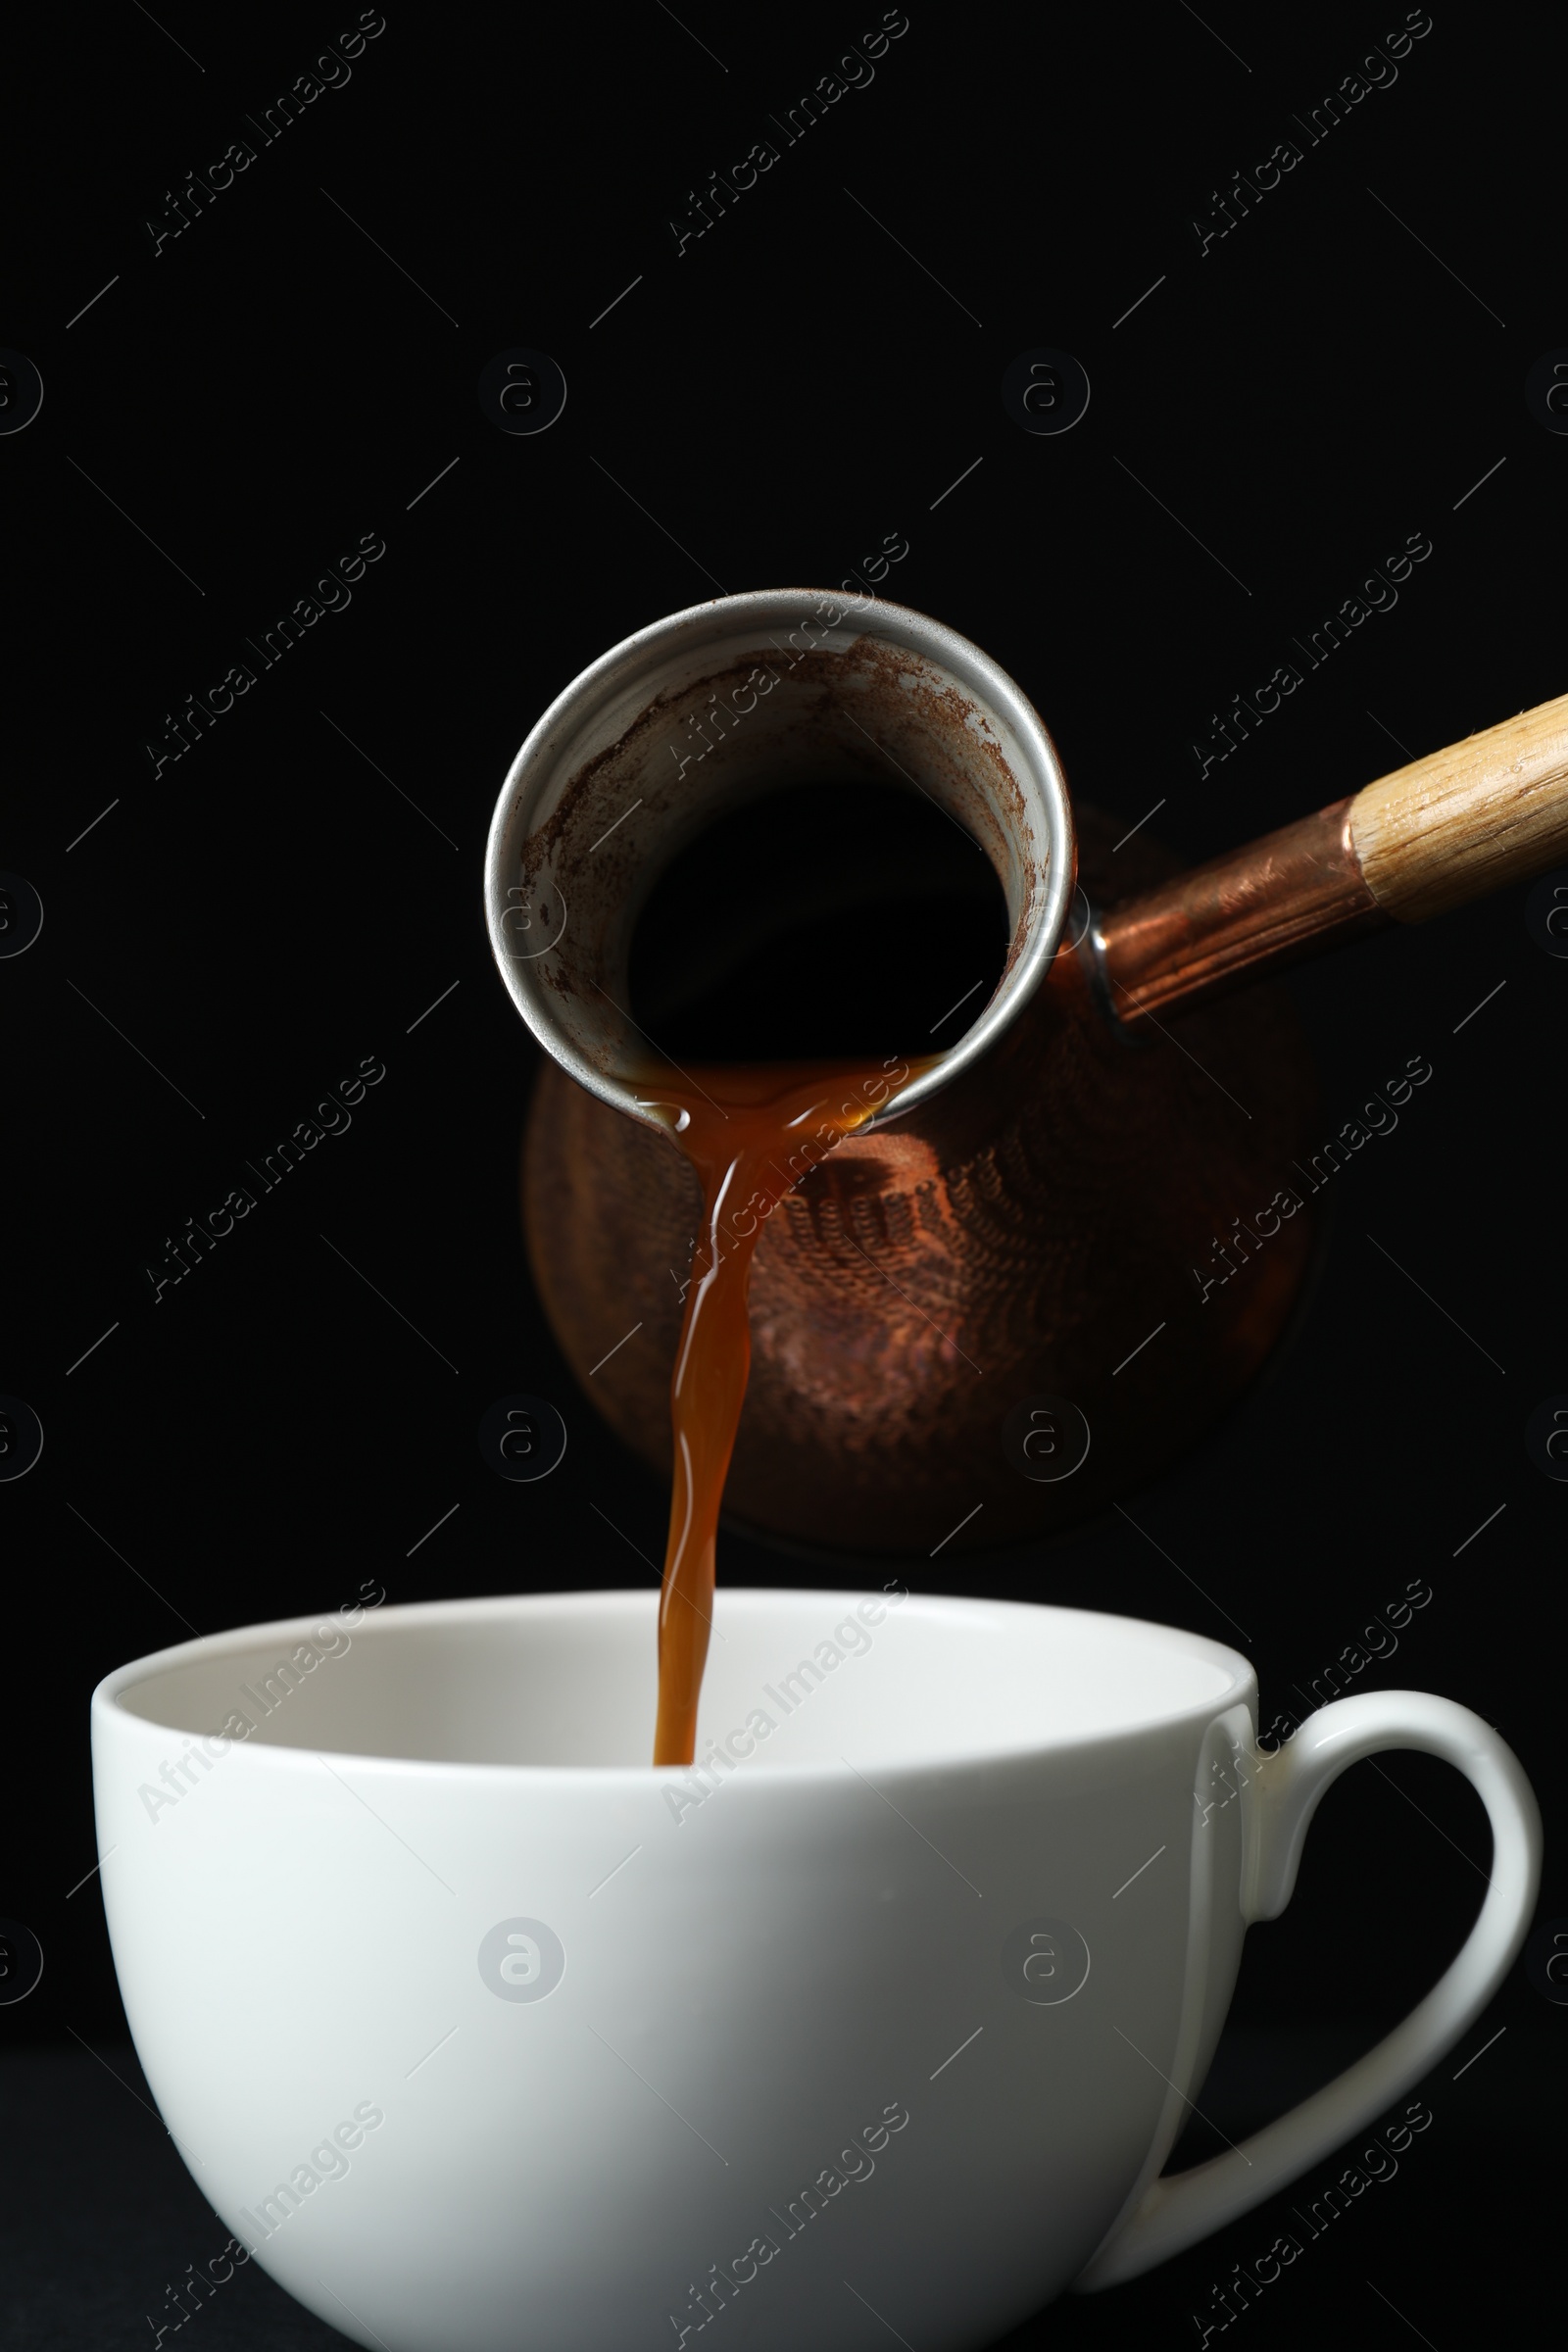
3, 2, 1562, 2346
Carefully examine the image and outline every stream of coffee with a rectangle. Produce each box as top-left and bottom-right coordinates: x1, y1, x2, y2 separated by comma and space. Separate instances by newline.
625, 772, 1004, 1763
646, 1056, 920, 1764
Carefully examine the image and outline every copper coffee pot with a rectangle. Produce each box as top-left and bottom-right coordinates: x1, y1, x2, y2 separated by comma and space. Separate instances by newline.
484, 591, 1568, 1556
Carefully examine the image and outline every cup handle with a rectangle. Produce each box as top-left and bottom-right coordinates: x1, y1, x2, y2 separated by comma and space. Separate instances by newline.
1075, 1690, 1542, 2290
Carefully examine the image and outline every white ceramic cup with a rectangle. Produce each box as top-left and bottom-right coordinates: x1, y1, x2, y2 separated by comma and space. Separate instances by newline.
91, 1589, 1540, 2351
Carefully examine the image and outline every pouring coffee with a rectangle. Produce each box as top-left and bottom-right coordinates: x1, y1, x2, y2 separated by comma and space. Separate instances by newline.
81, 592, 1552, 2350
484, 589, 1568, 1757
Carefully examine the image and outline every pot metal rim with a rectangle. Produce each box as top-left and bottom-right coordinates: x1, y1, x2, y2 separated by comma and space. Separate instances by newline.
483, 587, 1076, 1134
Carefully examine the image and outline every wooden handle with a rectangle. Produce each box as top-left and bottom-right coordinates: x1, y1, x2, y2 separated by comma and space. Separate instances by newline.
1348, 690, 1568, 921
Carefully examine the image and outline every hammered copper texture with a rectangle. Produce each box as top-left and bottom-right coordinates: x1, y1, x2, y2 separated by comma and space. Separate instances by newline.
521, 807, 1321, 1555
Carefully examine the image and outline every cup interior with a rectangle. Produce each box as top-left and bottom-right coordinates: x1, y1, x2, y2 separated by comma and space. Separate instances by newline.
483, 591, 1076, 1134
101, 1591, 1248, 1773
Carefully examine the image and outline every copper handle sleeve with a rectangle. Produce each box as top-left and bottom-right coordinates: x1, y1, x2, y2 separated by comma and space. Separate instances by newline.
1092, 689, 1568, 1025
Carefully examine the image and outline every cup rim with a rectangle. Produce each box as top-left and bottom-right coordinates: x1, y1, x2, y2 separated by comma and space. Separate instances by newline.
481, 588, 1077, 1137
92, 1588, 1254, 1783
